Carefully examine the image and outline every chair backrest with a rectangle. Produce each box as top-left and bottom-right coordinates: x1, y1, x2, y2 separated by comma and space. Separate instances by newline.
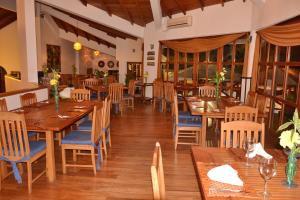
104, 95, 111, 129
128, 80, 136, 97
153, 80, 164, 99
0, 112, 30, 161
245, 91, 257, 107
83, 78, 100, 88
255, 94, 269, 114
109, 83, 123, 104
107, 76, 116, 84
164, 82, 175, 103
173, 93, 179, 125
198, 85, 216, 97
0, 99, 8, 111
224, 105, 258, 122
90, 103, 104, 144
20, 93, 37, 107
71, 89, 90, 102
151, 142, 166, 200
220, 121, 265, 148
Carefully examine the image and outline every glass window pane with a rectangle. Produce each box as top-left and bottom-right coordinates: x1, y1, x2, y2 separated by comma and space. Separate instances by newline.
209, 49, 217, 62
234, 64, 243, 82
208, 64, 217, 82
186, 64, 193, 84
265, 66, 273, 95
235, 44, 245, 62
278, 46, 287, 62
178, 64, 185, 82
224, 64, 232, 81
283, 105, 296, 124
169, 49, 174, 62
187, 53, 194, 63
257, 65, 266, 92
161, 47, 167, 62
290, 45, 300, 61
270, 99, 283, 130
168, 64, 174, 82
161, 63, 167, 81
198, 64, 206, 84
223, 44, 232, 62
260, 40, 268, 62
199, 52, 206, 62
286, 66, 299, 102
269, 44, 276, 62
179, 52, 185, 62
274, 66, 284, 98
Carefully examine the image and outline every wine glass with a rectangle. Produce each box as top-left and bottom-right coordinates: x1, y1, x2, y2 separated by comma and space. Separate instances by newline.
259, 158, 277, 198
243, 138, 256, 166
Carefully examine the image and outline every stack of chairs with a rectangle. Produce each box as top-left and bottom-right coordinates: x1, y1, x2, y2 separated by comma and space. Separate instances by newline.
109, 83, 124, 115
153, 79, 164, 112
123, 80, 136, 111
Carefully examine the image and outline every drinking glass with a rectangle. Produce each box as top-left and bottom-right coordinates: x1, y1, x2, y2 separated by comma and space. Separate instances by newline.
243, 138, 256, 166
259, 158, 277, 198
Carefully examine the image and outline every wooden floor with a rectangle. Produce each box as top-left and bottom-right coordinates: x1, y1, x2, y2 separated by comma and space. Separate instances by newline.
0, 102, 201, 199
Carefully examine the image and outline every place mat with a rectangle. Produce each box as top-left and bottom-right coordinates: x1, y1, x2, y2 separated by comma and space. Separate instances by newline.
197, 162, 259, 199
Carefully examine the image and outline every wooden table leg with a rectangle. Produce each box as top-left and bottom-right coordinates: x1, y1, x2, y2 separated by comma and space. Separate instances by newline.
201, 116, 207, 147
0, 161, 8, 180
46, 130, 56, 182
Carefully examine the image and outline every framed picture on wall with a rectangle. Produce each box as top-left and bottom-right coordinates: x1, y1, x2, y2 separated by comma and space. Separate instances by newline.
147, 56, 155, 60
147, 51, 155, 56
147, 62, 155, 66
47, 44, 61, 72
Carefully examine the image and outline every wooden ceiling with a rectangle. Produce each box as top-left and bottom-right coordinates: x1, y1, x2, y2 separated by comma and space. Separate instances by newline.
0, 7, 17, 30
52, 16, 116, 48
80, 0, 239, 26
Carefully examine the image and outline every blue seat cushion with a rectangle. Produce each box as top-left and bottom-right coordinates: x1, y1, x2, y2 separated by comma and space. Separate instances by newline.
61, 130, 92, 145
78, 120, 92, 131
90, 93, 98, 100
178, 118, 202, 127
29, 141, 46, 158
28, 131, 38, 138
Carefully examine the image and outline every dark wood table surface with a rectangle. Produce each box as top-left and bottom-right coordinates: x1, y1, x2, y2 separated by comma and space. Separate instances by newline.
13, 99, 96, 182
191, 147, 300, 200
185, 97, 265, 147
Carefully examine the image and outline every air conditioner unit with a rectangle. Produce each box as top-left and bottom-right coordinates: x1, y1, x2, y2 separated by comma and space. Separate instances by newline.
166, 16, 192, 29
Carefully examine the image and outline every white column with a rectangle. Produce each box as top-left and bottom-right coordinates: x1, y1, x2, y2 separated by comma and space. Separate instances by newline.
241, 31, 257, 102
75, 51, 80, 75
35, 4, 43, 71
16, 0, 38, 83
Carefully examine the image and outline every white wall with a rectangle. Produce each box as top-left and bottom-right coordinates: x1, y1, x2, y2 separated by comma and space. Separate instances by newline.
116, 38, 143, 84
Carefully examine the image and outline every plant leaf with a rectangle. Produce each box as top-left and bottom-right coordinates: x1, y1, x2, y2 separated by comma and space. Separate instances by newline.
277, 122, 293, 132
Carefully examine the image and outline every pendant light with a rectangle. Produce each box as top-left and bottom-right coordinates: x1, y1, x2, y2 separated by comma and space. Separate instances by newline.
73, 20, 82, 51
94, 50, 100, 57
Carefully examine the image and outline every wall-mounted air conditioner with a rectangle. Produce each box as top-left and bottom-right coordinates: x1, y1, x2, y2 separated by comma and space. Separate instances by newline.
166, 15, 192, 29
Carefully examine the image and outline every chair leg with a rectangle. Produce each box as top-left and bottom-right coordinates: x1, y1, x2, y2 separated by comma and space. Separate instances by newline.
72, 149, 77, 162
152, 99, 156, 110
91, 149, 96, 175
107, 128, 112, 147
26, 161, 32, 194
174, 128, 179, 150
57, 132, 62, 146
62, 147, 67, 174
102, 134, 107, 158
0, 162, 2, 191
0, 161, 7, 181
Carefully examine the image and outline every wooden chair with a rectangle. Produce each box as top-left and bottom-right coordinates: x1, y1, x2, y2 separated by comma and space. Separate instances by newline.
153, 80, 164, 111
20, 93, 37, 107
0, 112, 46, 193
245, 91, 257, 107
104, 95, 112, 150
71, 88, 90, 102
163, 82, 175, 114
0, 99, 7, 111
61, 103, 104, 175
173, 94, 201, 150
225, 105, 258, 122
107, 75, 116, 84
109, 83, 124, 115
220, 121, 265, 148
198, 85, 216, 97
123, 80, 135, 111
83, 78, 100, 88
151, 142, 165, 200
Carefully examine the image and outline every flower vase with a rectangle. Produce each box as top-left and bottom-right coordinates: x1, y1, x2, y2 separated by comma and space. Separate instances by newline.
54, 86, 59, 112
286, 153, 297, 187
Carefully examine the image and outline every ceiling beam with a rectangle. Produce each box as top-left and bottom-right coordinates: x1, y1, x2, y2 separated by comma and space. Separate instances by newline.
198, 0, 204, 11
150, 0, 163, 28
174, 0, 186, 15
79, 0, 87, 6
97, 0, 112, 16
117, 0, 134, 25
221, 0, 224, 7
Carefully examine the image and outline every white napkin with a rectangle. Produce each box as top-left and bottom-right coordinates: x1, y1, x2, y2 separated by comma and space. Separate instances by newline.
207, 164, 243, 186
247, 143, 272, 159
59, 87, 74, 99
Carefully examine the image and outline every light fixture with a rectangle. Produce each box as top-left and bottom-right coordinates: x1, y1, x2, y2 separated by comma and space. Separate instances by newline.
73, 20, 82, 51
94, 50, 100, 57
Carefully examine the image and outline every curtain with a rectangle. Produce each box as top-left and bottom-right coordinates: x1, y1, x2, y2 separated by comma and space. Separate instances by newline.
251, 21, 300, 91
160, 33, 246, 53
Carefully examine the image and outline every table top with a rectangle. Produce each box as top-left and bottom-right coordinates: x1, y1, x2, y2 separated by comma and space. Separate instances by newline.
13, 99, 96, 132
191, 147, 299, 200
186, 96, 241, 117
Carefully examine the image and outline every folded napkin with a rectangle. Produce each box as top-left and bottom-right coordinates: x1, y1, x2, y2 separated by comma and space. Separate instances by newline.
207, 164, 243, 186
59, 87, 74, 99
247, 143, 272, 159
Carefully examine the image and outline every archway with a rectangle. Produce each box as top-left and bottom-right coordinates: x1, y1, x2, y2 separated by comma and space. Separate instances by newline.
0, 66, 7, 93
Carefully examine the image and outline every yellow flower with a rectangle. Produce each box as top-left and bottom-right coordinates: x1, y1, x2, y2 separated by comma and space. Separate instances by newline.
279, 130, 300, 149
50, 79, 58, 86
220, 72, 225, 77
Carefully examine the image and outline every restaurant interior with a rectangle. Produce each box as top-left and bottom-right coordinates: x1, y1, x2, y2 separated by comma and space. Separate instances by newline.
0, 0, 300, 199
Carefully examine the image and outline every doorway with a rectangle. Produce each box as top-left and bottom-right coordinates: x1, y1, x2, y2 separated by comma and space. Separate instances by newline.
0, 66, 7, 93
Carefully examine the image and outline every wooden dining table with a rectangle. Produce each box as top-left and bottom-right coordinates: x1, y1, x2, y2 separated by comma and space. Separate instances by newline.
185, 96, 265, 147
13, 99, 96, 182
191, 146, 299, 200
